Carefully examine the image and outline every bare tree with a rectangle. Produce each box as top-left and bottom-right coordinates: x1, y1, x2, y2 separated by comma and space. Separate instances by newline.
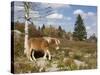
24, 2, 30, 54
23, 2, 54, 55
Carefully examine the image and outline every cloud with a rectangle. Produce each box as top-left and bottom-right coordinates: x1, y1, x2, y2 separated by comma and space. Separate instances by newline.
73, 9, 96, 19
42, 3, 70, 9
14, 6, 24, 11
86, 26, 91, 30
88, 12, 95, 16
73, 9, 87, 19
46, 13, 63, 19
30, 10, 39, 14
73, 9, 84, 15
87, 27, 97, 38
30, 10, 40, 17
49, 4, 70, 8
86, 22, 97, 38
14, 5, 41, 18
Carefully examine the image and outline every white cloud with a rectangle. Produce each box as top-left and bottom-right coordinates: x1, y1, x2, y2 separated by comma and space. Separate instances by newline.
46, 13, 63, 19
73, 9, 87, 19
43, 3, 70, 9
87, 28, 97, 38
73, 9, 84, 15
14, 6, 24, 11
86, 23, 97, 38
30, 10, 40, 17
30, 10, 39, 14
86, 12, 97, 22
88, 12, 95, 16
73, 9, 96, 19
86, 26, 91, 30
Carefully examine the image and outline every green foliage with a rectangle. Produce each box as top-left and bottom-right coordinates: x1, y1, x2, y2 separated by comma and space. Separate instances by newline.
14, 62, 39, 73
14, 22, 43, 37
66, 63, 78, 70
58, 26, 66, 38
13, 22, 97, 73
13, 35, 97, 73
42, 25, 58, 37
14, 38, 24, 58
38, 26, 41, 31
41, 24, 45, 32
73, 14, 87, 41
57, 58, 78, 70
40, 25, 66, 38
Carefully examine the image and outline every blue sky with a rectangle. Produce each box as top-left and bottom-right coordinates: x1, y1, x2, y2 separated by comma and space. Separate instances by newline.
12, 1, 97, 38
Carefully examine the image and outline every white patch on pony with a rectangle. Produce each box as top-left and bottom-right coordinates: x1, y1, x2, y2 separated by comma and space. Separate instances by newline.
56, 46, 59, 50
55, 39, 58, 45
58, 39, 60, 44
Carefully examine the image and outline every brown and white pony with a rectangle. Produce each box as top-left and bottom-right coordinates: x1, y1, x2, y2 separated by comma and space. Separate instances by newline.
24, 37, 60, 61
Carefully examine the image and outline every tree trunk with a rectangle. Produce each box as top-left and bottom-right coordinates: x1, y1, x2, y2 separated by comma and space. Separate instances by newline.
24, 15, 29, 54
24, 2, 30, 54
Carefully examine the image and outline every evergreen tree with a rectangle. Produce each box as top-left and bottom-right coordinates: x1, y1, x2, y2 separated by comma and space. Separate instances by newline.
38, 26, 41, 31
73, 14, 87, 41
41, 24, 45, 31
58, 26, 64, 37
58, 26, 63, 31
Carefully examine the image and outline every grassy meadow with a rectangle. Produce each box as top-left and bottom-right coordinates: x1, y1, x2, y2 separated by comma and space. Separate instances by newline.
13, 33, 97, 73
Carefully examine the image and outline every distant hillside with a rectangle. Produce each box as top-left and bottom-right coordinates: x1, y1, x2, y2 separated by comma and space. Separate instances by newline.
12, 22, 43, 38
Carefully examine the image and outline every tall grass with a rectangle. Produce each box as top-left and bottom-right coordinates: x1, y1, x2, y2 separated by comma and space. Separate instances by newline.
13, 36, 97, 73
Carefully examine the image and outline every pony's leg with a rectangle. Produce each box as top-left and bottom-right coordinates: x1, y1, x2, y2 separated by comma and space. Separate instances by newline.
47, 50, 51, 60
43, 51, 47, 59
24, 48, 28, 55
31, 50, 36, 61
24, 49, 26, 55
26, 52, 33, 61
26, 48, 36, 62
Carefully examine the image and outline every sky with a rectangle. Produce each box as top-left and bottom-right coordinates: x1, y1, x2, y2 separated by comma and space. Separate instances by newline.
12, 1, 97, 38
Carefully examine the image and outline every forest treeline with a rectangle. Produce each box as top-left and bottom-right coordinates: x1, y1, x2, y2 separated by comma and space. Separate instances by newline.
12, 14, 97, 42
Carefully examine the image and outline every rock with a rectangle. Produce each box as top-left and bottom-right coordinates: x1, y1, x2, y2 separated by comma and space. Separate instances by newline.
63, 57, 88, 69
46, 67, 60, 72
74, 59, 88, 68
68, 52, 74, 58
36, 58, 49, 72
84, 53, 91, 58
13, 30, 22, 34
46, 63, 59, 72
12, 30, 23, 42
45, 60, 60, 72
63, 57, 69, 63
63, 57, 74, 65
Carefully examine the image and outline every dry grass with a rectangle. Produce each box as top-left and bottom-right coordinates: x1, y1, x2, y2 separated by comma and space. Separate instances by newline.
13, 36, 97, 74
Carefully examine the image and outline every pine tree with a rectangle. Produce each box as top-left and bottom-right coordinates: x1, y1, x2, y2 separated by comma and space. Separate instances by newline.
58, 26, 65, 37
38, 26, 41, 31
73, 14, 87, 41
41, 24, 45, 32
58, 26, 62, 31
